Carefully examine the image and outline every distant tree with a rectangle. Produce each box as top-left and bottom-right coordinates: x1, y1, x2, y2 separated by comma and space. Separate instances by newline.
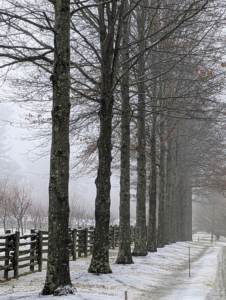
69, 195, 95, 228
9, 182, 33, 235
193, 189, 226, 242
0, 112, 20, 178
0, 177, 11, 232
28, 202, 48, 230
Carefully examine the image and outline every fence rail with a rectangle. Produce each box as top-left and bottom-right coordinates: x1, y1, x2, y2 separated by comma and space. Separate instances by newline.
0, 226, 135, 280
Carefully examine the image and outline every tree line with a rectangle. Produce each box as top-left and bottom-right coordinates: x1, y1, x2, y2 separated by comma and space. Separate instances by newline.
1, 0, 226, 295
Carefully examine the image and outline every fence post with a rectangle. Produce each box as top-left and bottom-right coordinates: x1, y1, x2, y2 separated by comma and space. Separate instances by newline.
4, 230, 11, 279
72, 228, 77, 261
78, 229, 83, 257
125, 291, 128, 300
13, 231, 20, 279
30, 229, 36, 272
189, 246, 191, 277
116, 226, 120, 246
38, 231, 43, 272
84, 228, 88, 257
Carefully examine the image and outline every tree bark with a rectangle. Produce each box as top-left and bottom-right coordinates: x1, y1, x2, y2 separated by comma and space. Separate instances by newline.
42, 0, 75, 295
116, 0, 133, 264
164, 131, 173, 245
180, 180, 192, 241
132, 5, 147, 256
157, 112, 166, 247
147, 104, 157, 252
88, 95, 113, 273
170, 135, 178, 243
88, 0, 121, 273
186, 185, 193, 241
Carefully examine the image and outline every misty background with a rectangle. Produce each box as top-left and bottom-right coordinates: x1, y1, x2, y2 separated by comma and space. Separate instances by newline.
0, 103, 125, 219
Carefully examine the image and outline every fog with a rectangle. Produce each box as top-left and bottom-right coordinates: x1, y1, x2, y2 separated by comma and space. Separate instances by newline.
0, 103, 121, 216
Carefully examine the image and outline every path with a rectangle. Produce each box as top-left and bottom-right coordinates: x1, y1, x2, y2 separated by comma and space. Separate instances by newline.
148, 245, 224, 300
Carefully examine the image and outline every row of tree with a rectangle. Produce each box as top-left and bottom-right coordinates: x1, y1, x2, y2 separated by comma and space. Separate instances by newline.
1, 0, 226, 295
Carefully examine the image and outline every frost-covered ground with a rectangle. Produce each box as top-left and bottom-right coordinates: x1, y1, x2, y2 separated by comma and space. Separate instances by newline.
0, 232, 225, 300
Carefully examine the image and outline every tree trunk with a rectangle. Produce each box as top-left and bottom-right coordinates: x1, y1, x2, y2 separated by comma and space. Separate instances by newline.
164, 133, 173, 245
132, 1, 147, 257
147, 105, 157, 252
17, 219, 20, 233
157, 113, 166, 247
88, 0, 117, 273
170, 135, 178, 243
211, 204, 214, 242
187, 186, 193, 241
177, 177, 183, 241
42, 0, 75, 295
3, 218, 6, 233
181, 181, 192, 241
20, 218, 24, 236
116, 1, 133, 264
88, 95, 113, 273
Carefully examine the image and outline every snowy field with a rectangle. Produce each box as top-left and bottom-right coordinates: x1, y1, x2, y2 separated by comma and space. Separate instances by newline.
0, 232, 225, 300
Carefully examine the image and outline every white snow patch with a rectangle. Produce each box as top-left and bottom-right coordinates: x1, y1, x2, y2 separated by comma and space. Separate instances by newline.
0, 232, 225, 300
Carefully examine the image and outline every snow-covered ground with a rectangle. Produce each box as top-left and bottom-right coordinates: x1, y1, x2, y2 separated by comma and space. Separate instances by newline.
0, 233, 225, 300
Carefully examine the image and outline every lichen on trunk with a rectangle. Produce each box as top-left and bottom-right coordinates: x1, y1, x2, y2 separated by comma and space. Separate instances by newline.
42, 0, 75, 295
116, 0, 133, 265
88, 97, 113, 274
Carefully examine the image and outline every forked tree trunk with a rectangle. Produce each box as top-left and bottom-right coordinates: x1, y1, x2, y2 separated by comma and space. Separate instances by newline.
42, 0, 75, 295
88, 0, 118, 274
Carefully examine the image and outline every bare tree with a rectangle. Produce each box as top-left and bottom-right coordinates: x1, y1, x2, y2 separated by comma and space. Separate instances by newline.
69, 195, 95, 228
0, 177, 11, 232
28, 202, 48, 230
9, 182, 33, 235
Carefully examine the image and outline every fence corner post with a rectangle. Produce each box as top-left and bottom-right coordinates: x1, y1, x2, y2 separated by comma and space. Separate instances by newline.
14, 231, 20, 279
30, 229, 36, 272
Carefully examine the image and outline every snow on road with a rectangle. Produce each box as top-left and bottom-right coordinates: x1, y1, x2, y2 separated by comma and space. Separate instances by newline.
150, 245, 221, 300
0, 233, 225, 300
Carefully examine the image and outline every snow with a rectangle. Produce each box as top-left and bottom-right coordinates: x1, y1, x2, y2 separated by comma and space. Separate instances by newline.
0, 233, 225, 300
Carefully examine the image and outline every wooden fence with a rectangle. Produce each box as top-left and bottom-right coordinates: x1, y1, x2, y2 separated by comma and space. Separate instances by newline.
0, 226, 135, 280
